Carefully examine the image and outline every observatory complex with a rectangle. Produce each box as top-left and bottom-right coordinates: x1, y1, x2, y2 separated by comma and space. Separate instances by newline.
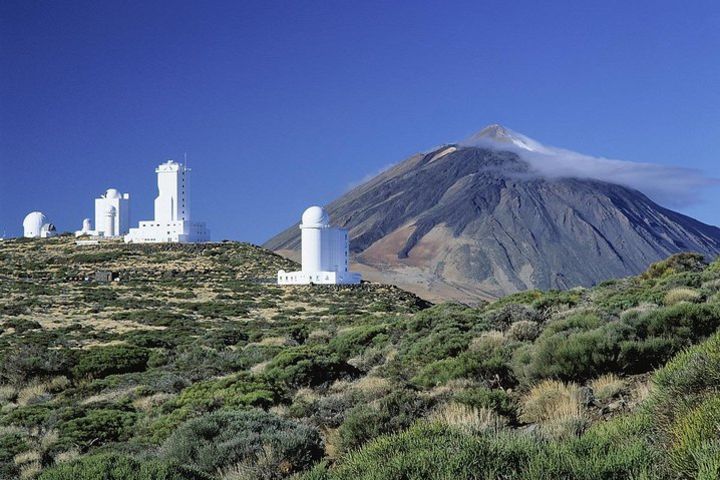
75, 188, 130, 238
23, 212, 56, 238
277, 206, 361, 285
124, 160, 209, 243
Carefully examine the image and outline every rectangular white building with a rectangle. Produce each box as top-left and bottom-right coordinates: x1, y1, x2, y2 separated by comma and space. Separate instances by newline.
125, 160, 210, 243
75, 188, 130, 238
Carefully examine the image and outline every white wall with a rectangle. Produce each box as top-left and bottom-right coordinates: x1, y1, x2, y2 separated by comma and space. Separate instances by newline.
154, 161, 189, 224
93, 192, 130, 237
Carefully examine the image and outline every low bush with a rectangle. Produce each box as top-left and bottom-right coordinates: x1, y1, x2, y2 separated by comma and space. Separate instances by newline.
265, 345, 359, 388
454, 386, 516, 419
507, 320, 540, 342
37, 453, 206, 480
642, 253, 707, 280
513, 322, 632, 382
161, 409, 323, 478
663, 287, 701, 305
337, 389, 431, 452
72, 345, 149, 380
329, 324, 389, 359
148, 372, 281, 441
667, 395, 720, 478
58, 409, 137, 448
304, 415, 659, 480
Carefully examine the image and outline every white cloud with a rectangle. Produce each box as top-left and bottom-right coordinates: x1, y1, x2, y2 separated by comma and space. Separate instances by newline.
462, 130, 718, 208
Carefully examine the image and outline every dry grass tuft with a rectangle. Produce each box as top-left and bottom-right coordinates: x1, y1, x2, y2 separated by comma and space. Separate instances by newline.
14, 449, 41, 466
519, 380, 585, 424
426, 379, 476, 400
47, 376, 70, 392
430, 402, 506, 434
589, 374, 625, 402
19, 460, 42, 480
39, 429, 59, 451
701, 278, 720, 292
132, 392, 174, 412
350, 376, 392, 396
620, 303, 657, 320
348, 346, 388, 371
0, 384, 17, 403
307, 329, 332, 343
664, 288, 701, 305
54, 448, 81, 464
0, 425, 26, 437
468, 330, 505, 352
250, 360, 270, 374
81, 386, 137, 406
258, 336, 294, 347
16, 383, 49, 407
507, 320, 540, 341
269, 404, 289, 417
630, 379, 653, 408
293, 387, 319, 404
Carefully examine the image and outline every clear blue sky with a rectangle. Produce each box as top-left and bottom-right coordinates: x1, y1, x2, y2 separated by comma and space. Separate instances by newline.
1, 0, 719, 242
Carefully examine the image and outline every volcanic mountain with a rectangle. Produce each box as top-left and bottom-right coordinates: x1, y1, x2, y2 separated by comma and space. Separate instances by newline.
265, 125, 720, 302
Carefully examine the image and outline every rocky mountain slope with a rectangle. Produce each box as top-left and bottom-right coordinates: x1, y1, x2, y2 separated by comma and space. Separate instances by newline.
266, 125, 720, 302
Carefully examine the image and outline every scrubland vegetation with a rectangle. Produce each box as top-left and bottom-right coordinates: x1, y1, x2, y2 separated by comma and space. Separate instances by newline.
2, 238, 720, 479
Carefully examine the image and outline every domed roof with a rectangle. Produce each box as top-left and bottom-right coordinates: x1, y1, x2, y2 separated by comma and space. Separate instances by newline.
23, 212, 48, 237
301, 206, 329, 226
105, 188, 121, 199
23, 211, 47, 228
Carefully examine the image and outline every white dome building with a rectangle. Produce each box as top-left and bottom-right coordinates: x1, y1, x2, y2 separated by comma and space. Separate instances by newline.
301, 206, 330, 226
75, 187, 130, 238
278, 206, 361, 285
23, 212, 56, 238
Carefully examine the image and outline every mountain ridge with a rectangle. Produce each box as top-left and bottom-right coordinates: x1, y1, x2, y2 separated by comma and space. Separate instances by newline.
266, 127, 720, 302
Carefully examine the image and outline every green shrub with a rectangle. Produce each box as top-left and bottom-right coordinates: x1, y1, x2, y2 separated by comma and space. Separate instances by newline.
507, 320, 540, 342
642, 253, 706, 280
265, 345, 358, 388
38, 453, 206, 480
59, 408, 137, 447
454, 387, 517, 419
513, 322, 633, 383
2, 318, 42, 333
306, 422, 539, 480
161, 409, 323, 477
337, 389, 431, 452
668, 395, 720, 478
72, 345, 149, 380
306, 415, 659, 480
0, 344, 76, 385
413, 346, 514, 388
633, 303, 720, 343
329, 324, 389, 359
148, 372, 281, 441
0, 430, 27, 479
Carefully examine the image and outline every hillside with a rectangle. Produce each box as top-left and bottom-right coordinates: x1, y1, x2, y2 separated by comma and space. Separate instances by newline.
265, 126, 720, 303
2, 238, 720, 479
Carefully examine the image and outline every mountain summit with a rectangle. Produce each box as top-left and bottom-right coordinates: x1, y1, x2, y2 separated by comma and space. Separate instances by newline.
462, 124, 548, 152
265, 127, 720, 302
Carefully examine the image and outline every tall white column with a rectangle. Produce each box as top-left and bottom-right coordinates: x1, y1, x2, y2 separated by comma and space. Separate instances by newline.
301, 226, 323, 272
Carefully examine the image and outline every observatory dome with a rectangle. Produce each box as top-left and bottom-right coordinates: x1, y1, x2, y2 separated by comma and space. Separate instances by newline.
23, 212, 47, 238
301, 206, 330, 226
105, 188, 121, 199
